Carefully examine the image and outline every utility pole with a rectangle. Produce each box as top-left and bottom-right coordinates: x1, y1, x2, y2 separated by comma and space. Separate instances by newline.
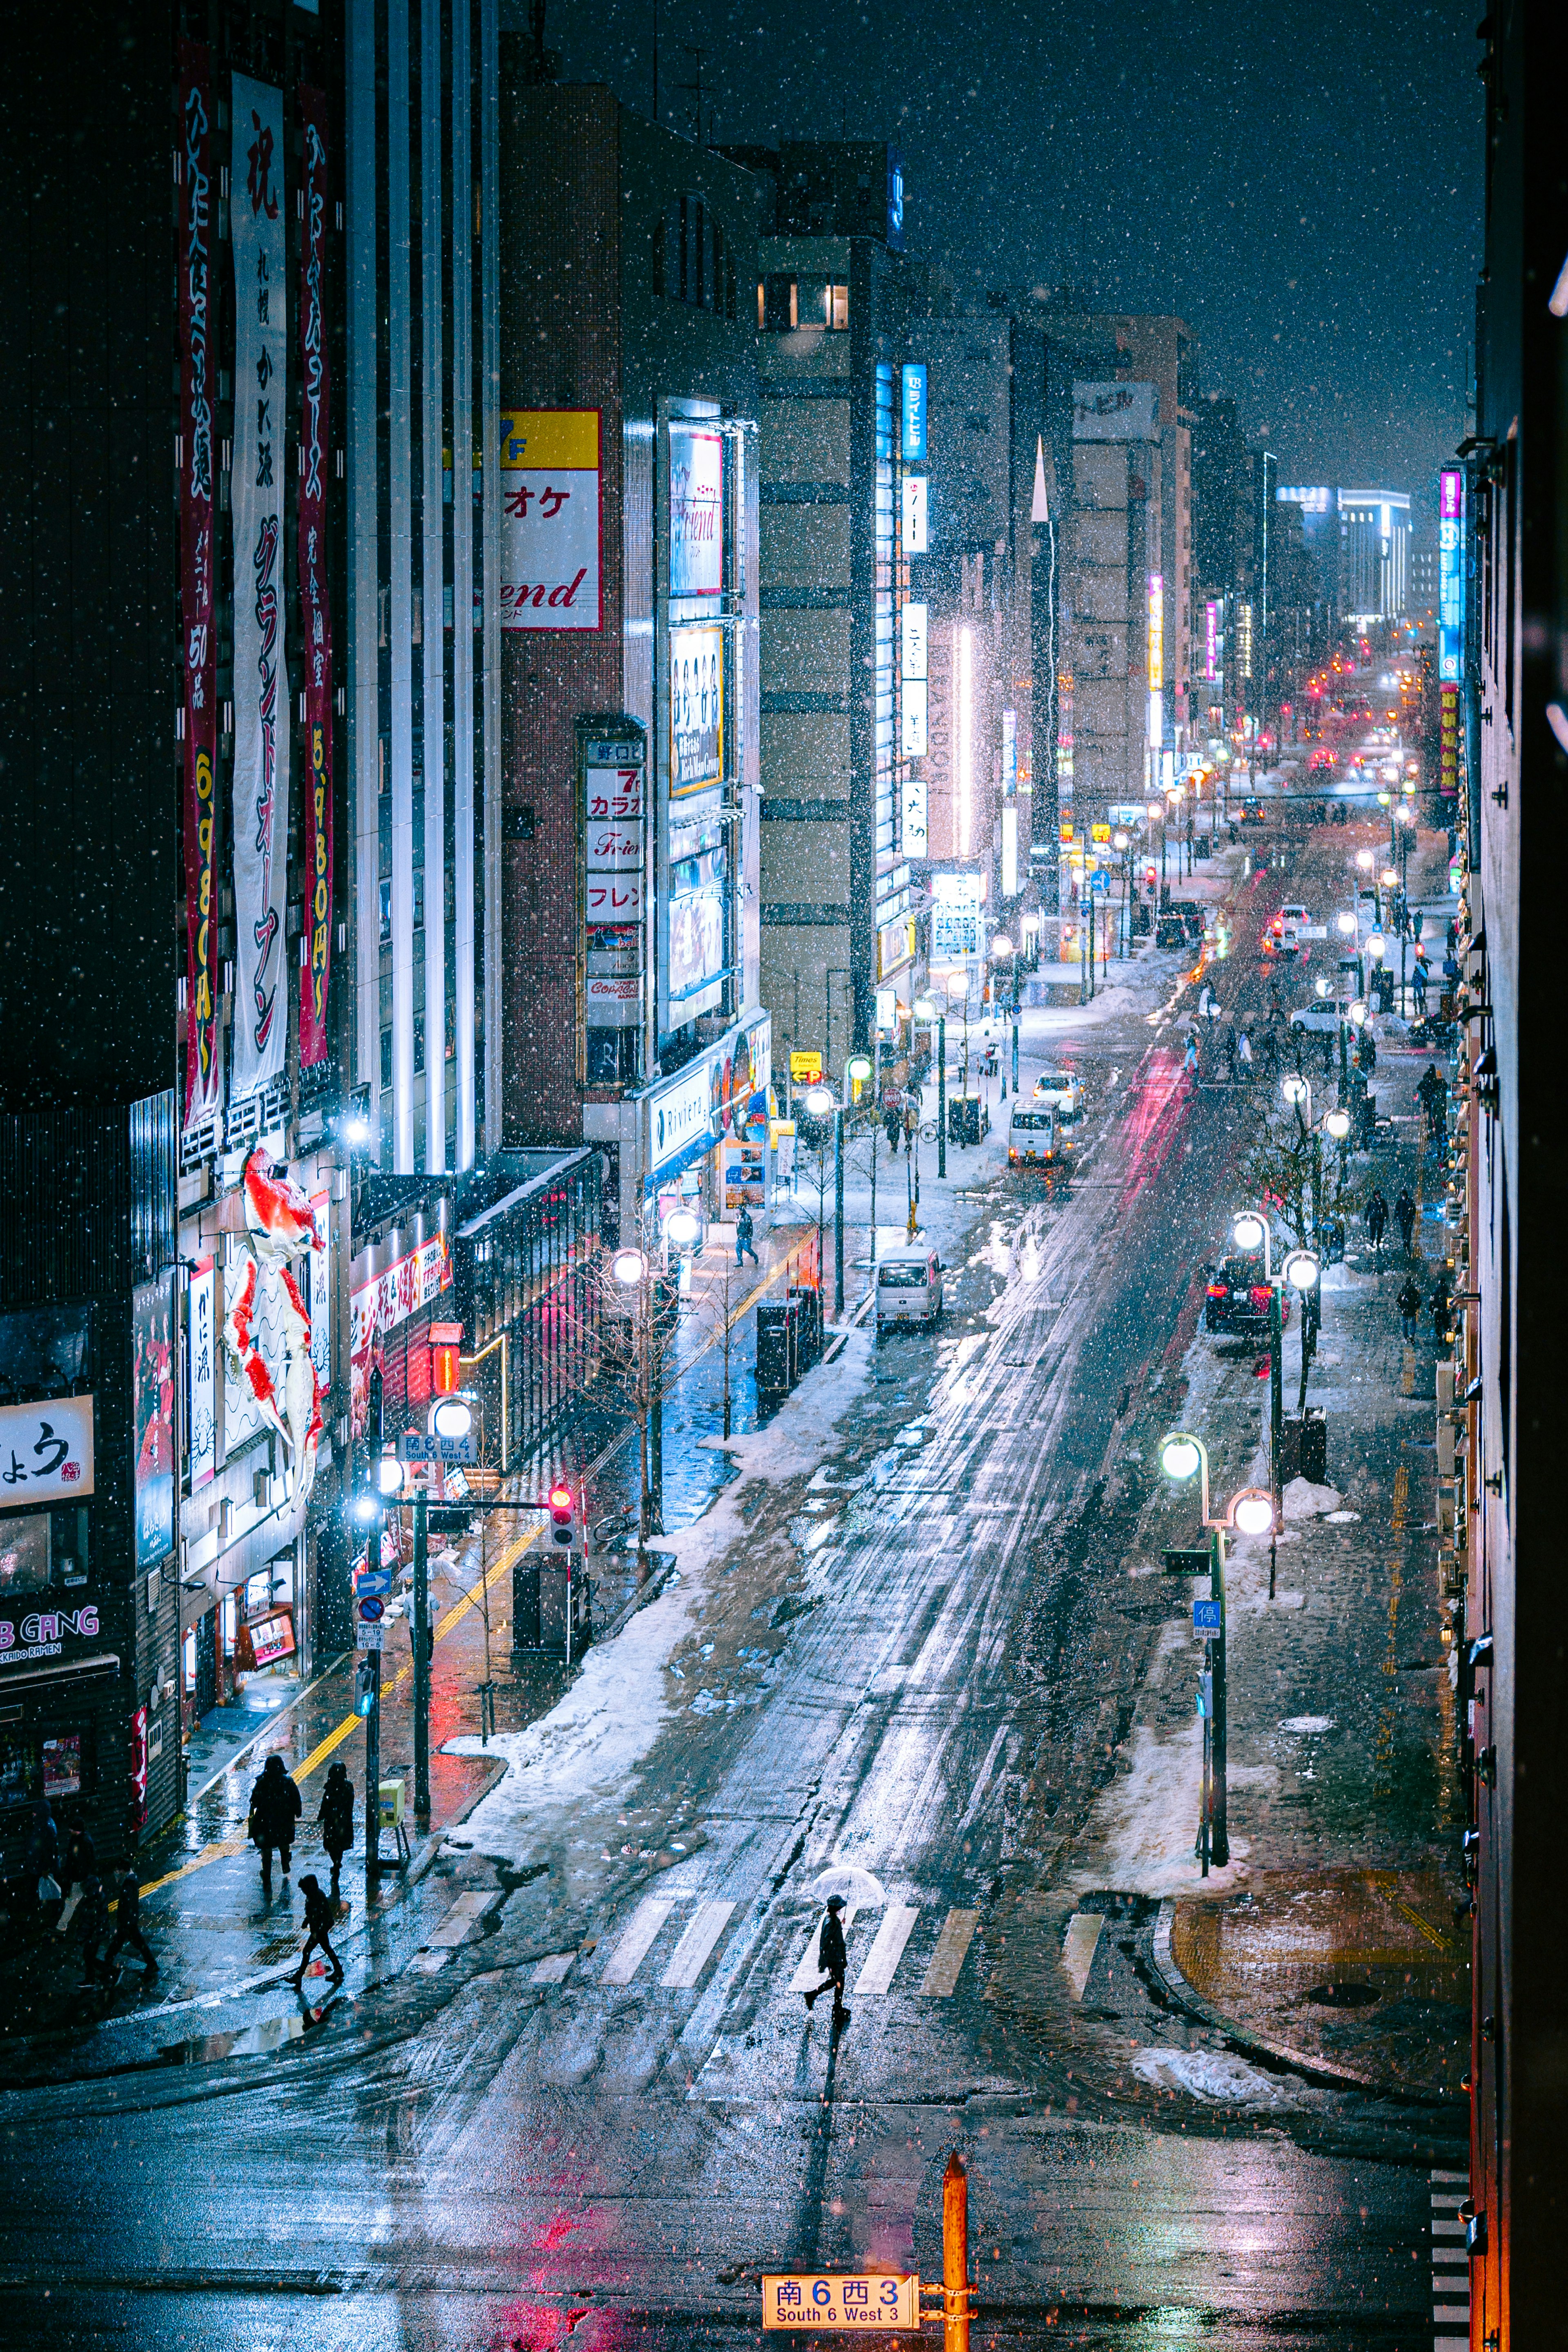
1210, 1523, 1229, 1866
833, 1106, 844, 1317
364, 1362, 383, 1889
412, 1482, 430, 1823
1269, 1279, 1284, 1590
869, 1034, 879, 1268
937, 1015, 947, 1179
943, 2151, 971, 2352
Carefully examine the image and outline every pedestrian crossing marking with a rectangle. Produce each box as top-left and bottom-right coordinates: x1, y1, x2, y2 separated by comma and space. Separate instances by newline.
919, 1908, 978, 1996
791, 1905, 860, 1994
426, 1888, 500, 1947
1061, 1911, 1105, 2000
661, 1898, 735, 1988
1429, 2167, 1470, 2350
601, 1896, 674, 1984
531, 1951, 575, 1985
852, 1904, 919, 1997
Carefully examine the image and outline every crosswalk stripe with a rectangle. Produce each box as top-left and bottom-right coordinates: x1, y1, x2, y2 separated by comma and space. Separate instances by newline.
1430, 2166, 1470, 2352
853, 1904, 919, 1997
790, 1905, 860, 1994
661, 1898, 735, 1988
920, 1908, 978, 1997
601, 1896, 674, 1985
531, 1951, 575, 1984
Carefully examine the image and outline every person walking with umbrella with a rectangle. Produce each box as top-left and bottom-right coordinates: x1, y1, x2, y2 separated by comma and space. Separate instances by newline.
803, 1893, 851, 2028
316, 1760, 355, 1904
248, 1752, 303, 1899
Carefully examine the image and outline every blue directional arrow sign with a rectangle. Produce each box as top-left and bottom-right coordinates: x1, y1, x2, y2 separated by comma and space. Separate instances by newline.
1193, 1598, 1223, 1634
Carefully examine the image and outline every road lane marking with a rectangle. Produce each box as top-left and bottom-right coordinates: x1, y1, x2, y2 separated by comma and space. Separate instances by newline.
531, 1951, 575, 1984
919, 1908, 978, 1996
661, 1898, 735, 1988
790, 1904, 859, 1993
601, 1895, 674, 1984
425, 1889, 501, 1947
852, 1903, 918, 1997
1061, 1911, 1105, 2000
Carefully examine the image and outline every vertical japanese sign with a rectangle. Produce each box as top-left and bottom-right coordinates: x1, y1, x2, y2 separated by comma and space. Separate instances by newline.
177, 42, 220, 1126
297, 87, 334, 1067
1439, 471, 1463, 803
499, 410, 602, 627
132, 1279, 176, 1570
230, 74, 290, 1099
900, 363, 927, 461
308, 1189, 332, 1400
584, 732, 646, 1030
187, 1257, 216, 1490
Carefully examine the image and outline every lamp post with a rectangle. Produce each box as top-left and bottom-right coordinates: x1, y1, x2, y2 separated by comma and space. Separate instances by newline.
803, 1083, 837, 1317
611, 1246, 657, 1565
1232, 1207, 1284, 1550
991, 934, 1014, 1099
1158, 1431, 1278, 1870
1112, 831, 1129, 958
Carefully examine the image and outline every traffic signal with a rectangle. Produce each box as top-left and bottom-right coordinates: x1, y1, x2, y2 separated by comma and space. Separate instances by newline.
428, 1505, 472, 1537
354, 1656, 378, 1717
548, 1483, 577, 1551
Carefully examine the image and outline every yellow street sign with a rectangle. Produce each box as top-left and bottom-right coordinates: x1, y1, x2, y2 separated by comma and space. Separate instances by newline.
762, 2274, 919, 2330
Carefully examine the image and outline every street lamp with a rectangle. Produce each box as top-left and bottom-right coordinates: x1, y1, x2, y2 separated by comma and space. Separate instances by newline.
430, 1394, 474, 1442
991, 932, 1017, 1097
803, 1083, 843, 1315
665, 1207, 700, 1252
1231, 1208, 1270, 1268
376, 1451, 404, 1498
1157, 1427, 1262, 1869
1281, 1073, 1310, 1109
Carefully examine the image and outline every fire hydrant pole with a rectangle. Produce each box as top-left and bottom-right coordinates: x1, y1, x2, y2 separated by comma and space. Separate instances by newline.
943, 2149, 970, 2352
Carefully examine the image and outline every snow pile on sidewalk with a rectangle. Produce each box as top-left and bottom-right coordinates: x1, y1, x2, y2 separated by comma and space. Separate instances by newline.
443, 1332, 875, 1862
1131, 2045, 1322, 2110
1281, 1476, 1342, 1520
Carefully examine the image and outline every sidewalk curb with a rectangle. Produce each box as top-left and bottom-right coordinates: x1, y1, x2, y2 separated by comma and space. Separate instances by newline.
1149, 1897, 1461, 2109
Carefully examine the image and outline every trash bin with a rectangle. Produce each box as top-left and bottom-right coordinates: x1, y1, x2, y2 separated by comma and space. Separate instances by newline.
756, 1301, 791, 1397
1300, 1406, 1328, 1484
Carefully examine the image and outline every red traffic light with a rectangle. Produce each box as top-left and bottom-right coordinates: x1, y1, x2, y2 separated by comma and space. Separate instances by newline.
548, 1485, 572, 1511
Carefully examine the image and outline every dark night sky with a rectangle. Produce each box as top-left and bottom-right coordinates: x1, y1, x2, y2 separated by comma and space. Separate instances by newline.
532, 0, 1481, 533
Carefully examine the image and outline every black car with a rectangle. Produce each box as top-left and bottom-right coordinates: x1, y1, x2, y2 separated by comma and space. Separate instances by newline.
1203, 1256, 1290, 1334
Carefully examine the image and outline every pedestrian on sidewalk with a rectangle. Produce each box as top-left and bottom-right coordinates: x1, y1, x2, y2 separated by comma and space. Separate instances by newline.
1431, 1269, 1454, 1347
735, 1203, 760, 1267
1396, 1275, 1422, 1341
1412, 957, 1428, 1015
289, 1873, 345, 1990
74, 1874, 113, 1988
1237, 1030, 1253, 1079
248, 1752, 302, 1898
60, 1821, 96, 1899
1183, 1032, 1199, 1078
1224, 1027, 1239, 1082
101, 1865, 158, 1980
1418, 1063, 1446, 1139
1394, 1188, 1417, 1255
1365, 1188, 1389, 1259
803, 1893, 851, 2028
883, 1106, 900, 1158
317, 1760, 355, 1902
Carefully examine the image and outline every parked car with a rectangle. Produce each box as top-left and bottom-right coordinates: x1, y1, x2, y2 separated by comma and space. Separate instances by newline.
1156, 913, 1189, 950
1239, 797, 1266, 824
1203, 1257, 1290, 1334
1290, 1001, 1341, 1034
875, 1247, 943, 1332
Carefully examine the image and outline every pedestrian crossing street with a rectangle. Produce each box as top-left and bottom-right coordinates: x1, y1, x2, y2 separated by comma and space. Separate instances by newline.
1428, 2168, 1470, 2350
530, 1893, 980, 2002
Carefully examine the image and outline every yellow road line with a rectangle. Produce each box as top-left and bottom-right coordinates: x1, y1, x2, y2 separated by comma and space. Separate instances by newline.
139, 1520, 542, 1902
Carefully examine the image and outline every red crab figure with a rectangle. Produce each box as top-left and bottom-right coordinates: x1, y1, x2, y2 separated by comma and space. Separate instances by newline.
222, 1148, 324, 1504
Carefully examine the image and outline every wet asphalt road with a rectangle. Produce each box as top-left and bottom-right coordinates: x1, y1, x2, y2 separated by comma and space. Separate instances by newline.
0, 827, 1458, 2348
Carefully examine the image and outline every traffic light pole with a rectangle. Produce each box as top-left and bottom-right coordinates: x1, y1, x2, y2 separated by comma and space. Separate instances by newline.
363, 1519, 381, 1893
1210, 1525, 1229, 1867
412, 1484, 430, 1823
937, 1016, 947, 1179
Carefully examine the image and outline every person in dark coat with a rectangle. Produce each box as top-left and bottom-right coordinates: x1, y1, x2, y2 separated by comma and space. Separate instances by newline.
248, 1752, 303, 1897
735, 1204, 760, 1268
803, 1893, 851, 2027
316, 1761, 355, 1902
102, 1865, 157, 1979
1394, 1189, 1417, 1255
75, 1875, 113, 1987
1432, 1270, 1454, 1347
1396, 1275, 1423, 1342
1365, 1188, 1389, 1257
60, 1824, 97, 1898
289, 1873, 344, 1989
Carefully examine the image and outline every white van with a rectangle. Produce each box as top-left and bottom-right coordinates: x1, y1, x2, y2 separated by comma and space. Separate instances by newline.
1008, 1103, 1067, 1168
875, 1246, 943, 1331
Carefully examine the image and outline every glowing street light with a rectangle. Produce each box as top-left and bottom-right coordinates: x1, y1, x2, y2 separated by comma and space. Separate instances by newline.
1282, 1247, 1321, 1293
376, 1452, 405, 1497
803, 1083, 835, 1118
612, 1247, 648, 1288
1356, 848, 1375, 872
1229, 1489, 1277, 1537
1325, 1106, 1351, 1140
430, 1395, 473, 1442
1281, 1074, 1310, 1107
665, 1208, 700, 1250
1336, 910, 1358, 938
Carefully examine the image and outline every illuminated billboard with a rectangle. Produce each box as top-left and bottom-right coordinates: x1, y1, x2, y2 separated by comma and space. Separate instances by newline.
1439, 468, 1463, 687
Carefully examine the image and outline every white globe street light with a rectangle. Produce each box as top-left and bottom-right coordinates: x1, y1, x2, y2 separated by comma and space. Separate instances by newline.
1324, 1107, 1352, 1141
803, 1084, 835, 1117
1356, 848, 1375, 872
1336, 911, 1358, 937
1229, 1489, 1277, 1536
1281, 1074, 1310, 1107
666, 1208, 701, 1250
1160, 1433, 1203, 1483
1348, 999, 1369, 1027
1368, 932, 1385, 964
612, 1247, 648, 1288
991, 932, 1014, 959
1282, 1248, 1321, 1292
376, 1452, 405, 1497
430, 1395, 473, 1442
1232, 1211, 1267, 1254
913, 996, 936, 1022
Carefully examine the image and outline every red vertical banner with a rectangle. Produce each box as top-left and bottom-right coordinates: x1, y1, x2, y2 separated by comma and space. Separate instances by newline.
177, 40, 221, 1123
297, 85, 334, 1066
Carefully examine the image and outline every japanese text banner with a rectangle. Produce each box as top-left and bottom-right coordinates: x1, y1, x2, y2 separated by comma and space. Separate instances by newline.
297, 85, 334, 1068
178, 40, 221, 1126
230, 74, 290, 1099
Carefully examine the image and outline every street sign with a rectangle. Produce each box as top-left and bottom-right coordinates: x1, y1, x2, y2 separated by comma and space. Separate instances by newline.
1298, 923, 1328, 939
354, 1567, 393, 1597
1163, 1547, 1210, 1575
399, 1431, 476, 1466
354, 1620, 384, 1653
1193, 1598, 1222, 1635
357, 1594, 386, 1625
762, 2275, 918, 2331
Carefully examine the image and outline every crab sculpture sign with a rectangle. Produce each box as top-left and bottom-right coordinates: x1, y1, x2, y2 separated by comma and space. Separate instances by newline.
223, 1148, 324, 1509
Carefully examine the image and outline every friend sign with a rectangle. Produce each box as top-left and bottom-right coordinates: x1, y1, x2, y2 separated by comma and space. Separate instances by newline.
762, 2274, 918, 2330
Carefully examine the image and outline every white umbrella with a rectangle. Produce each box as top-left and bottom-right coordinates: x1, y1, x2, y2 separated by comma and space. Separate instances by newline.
809, 1864, 885, 1909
